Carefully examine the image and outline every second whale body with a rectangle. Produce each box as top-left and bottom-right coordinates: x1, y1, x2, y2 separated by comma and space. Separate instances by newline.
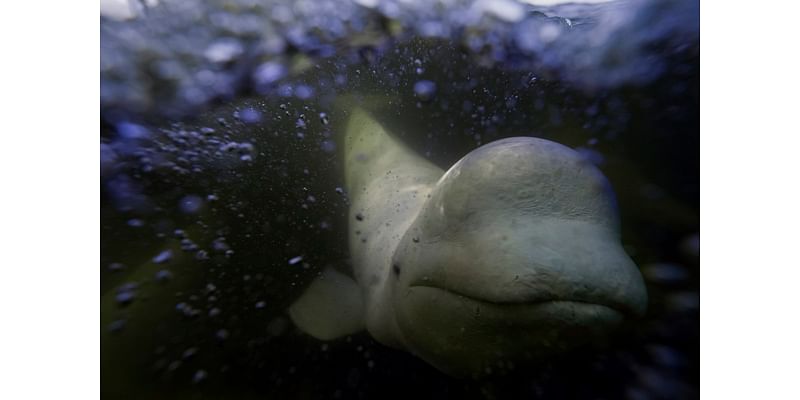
289, 107, 647, 377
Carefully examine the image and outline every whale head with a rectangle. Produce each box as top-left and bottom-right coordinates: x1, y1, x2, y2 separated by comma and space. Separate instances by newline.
387, 137, 647, 376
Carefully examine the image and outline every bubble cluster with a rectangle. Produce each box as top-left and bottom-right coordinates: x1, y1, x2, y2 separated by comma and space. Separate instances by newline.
101, 0, 698, 121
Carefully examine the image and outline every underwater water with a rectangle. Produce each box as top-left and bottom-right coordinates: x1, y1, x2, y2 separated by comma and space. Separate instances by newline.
101, 0, 699, 398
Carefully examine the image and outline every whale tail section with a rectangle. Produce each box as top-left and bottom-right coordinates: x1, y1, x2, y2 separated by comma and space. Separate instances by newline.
288, 267, 366, 340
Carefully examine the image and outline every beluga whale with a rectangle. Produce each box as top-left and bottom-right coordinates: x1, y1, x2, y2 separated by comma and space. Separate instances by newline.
289, 107, 647, 377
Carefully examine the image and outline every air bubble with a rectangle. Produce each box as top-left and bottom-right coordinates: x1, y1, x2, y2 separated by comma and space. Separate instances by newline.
413, 80, 437, 101
108, 262, 126, 272
288, 256, 303, 265
253, 62, 287, 88
108, 319, 126, 333
238, 108, 262, 124
179, 195, 204, 214
182, 347, 198, 360
320, 140, 336, 153
115, 284, 137, 306
152, 250, 173, 264
155, 269, 173, 282
204, 39, 244, 64
181, 238, 199, 252
295, 85, 314, 99
212, 238, 230, 252
192, 369, 208, 384
116, 122, 150, 140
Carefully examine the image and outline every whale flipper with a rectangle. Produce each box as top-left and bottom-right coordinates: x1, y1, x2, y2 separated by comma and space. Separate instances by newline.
288, 267, 365, 340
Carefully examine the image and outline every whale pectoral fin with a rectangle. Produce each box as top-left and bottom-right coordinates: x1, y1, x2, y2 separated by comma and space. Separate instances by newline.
288, 267, 365, 340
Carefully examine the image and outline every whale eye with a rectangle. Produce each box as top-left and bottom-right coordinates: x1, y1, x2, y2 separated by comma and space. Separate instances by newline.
393, 264, 401, 277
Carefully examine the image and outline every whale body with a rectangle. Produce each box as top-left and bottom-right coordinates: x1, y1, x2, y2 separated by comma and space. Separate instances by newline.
289, 107, 647, 377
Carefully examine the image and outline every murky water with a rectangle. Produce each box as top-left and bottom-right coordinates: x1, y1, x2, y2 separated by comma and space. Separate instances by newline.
101, 0, 699, 398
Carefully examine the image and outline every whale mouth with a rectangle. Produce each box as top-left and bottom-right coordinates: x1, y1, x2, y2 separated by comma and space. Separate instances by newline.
406, 283, 631, 320
396, 285, 628, 372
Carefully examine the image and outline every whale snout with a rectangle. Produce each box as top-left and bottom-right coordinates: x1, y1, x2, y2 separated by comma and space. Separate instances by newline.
393, 136, 647, 316
407, 260, 646, 320
390, 216, 647, 376
384, 137, 647, 376
408, 218, 647, 318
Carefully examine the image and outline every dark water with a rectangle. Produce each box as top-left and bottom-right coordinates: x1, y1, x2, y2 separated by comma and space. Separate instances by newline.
101, 1, 699, 398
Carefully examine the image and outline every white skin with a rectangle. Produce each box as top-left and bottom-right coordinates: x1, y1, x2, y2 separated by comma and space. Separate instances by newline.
290, 107, 647, 377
